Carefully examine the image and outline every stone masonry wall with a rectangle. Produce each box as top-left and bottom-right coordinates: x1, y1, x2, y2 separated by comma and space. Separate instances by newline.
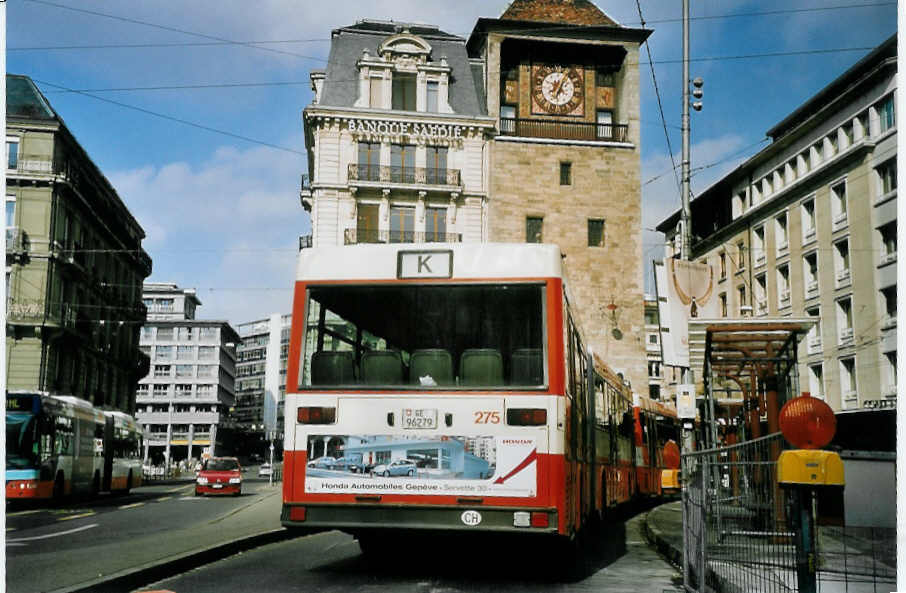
488, 140, 646, 392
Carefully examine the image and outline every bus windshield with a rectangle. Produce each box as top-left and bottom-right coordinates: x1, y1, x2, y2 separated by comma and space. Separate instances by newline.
7, 412, 38, 469
300, 283, 546, 389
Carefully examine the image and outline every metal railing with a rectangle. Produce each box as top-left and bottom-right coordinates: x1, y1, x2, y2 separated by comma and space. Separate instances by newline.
348, 163, 461, 186
344, 228, 462, 245
499, 116, 629, 142
682, 433, 895, 592
299, 235, 313, 250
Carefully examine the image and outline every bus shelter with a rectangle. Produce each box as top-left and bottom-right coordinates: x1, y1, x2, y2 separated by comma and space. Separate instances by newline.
688, 318, 816, 449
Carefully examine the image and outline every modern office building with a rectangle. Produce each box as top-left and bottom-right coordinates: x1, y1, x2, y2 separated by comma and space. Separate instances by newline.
135, 283, 239, 465
301, 1, 651, 391
5, 74, 152, 413
657, 36, 896, 412
234, 314, 291, 456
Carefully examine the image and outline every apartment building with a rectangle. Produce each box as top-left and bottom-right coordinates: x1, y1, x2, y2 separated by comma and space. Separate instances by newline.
6, 74, 152, 413
657, 36, 896, 412
135, 283, 239, 465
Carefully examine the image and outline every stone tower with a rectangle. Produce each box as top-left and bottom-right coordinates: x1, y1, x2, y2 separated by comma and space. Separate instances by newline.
468, 0, 651, 391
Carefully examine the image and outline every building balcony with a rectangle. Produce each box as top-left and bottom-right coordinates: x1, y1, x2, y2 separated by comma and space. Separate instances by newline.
835, 268, 851, 285
838, 327, 854, 345
778, 289, 790, 308
299, 235, 313, 250
832, 212, 848, 229
499, 117, 629, 143
807, 335, 822, 354
805, 280, 819, 298
344, 228, 463, 245
6, 227, 28, 261
348, 164, 461, 188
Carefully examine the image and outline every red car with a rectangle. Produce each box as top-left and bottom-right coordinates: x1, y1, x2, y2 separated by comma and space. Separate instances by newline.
195, 457, 242, 496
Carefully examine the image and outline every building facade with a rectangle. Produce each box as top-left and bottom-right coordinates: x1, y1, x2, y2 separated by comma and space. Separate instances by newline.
302, 20, 496, 247
657, 36, 896, 412
234, 314, 291, 455
301, 1, 650, 392
6, 74, 152, 413
134, 283, 239, 465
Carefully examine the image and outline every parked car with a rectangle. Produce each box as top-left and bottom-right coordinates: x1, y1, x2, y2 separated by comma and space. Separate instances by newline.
307, 456, 337, 470
372, 459, 417, 477
258, 463, 272, 477
332, 456, 363, 472
195, 457, 242, 496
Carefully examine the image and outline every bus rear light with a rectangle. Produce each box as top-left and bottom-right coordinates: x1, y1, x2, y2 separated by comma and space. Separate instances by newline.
506, 408, 547, 426
530, 512, 549, 528
297, 407, 336, 424
289, 506, 307, 521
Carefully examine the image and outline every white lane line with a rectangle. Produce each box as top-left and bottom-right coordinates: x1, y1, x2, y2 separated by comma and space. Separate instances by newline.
118, 502, 145, 510
7, 523, 98, 543
58, 512, 96, 522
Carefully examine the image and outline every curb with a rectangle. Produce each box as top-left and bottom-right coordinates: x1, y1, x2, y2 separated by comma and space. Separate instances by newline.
50, 528, 305, 593
643, 506, 683, 570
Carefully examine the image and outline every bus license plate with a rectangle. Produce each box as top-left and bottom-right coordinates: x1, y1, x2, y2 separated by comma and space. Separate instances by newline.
402, 408, 437, 429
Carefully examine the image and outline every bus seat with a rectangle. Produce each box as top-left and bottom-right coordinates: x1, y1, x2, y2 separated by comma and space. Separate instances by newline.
511, 348, 543, 385
459, 349, 504, 386
311, 351, 356, 385
360, 350, 404, 384
409, 349, 454, 386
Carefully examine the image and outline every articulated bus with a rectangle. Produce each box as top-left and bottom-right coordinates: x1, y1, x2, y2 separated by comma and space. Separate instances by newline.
6, 391, 143, 500
281, 243, 679, 552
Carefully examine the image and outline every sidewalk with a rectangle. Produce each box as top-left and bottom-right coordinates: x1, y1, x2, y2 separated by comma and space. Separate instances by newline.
643, 499, 684, 570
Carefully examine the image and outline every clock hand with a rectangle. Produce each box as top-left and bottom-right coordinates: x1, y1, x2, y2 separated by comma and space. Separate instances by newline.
551, 73, 566, 99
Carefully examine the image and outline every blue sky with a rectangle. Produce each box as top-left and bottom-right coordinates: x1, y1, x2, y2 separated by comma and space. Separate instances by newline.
8, 0, 897, 325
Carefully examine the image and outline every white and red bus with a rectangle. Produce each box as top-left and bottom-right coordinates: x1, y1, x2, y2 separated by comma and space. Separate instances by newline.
6, 391, 143, 500
281, 243, 678, 550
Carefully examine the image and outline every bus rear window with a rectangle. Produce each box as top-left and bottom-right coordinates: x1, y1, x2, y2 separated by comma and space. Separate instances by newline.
299, 284, 546, 389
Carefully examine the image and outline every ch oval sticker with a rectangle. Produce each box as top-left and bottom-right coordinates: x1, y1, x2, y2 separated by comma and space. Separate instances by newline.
460, 510, 482, 526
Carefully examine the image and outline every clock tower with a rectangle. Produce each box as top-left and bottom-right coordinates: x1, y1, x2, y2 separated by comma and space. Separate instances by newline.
468, 1, 652, 393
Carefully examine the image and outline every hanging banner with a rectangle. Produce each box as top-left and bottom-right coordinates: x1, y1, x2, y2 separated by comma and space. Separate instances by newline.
654, 258, 717, 368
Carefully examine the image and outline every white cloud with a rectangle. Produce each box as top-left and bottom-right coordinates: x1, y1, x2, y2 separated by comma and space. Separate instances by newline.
108, 138, 309, 326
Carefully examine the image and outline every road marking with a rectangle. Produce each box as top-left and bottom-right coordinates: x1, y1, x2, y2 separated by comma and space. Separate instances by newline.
167, 485, 193, 493
6, 528, 16, 532
58, 512, 96, 522
7, 523, 98, 543
118, 502, 145, 510
7, 510, 42, 517
155, 496, 171, 502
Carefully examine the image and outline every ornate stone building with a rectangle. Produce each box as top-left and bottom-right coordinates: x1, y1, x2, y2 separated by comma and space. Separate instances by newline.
301, 1, 650, 391
302, 21, 495, 246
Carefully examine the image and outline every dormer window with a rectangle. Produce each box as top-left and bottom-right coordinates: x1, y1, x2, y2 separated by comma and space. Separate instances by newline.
356, 29, 452, 114
392, 74, 416, 111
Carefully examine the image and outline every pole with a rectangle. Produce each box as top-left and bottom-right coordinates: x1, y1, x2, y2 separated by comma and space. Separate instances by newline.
680, 0, 691, 262
2, 0, 9, 584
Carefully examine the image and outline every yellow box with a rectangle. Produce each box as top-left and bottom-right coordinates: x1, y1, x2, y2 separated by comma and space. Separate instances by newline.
661, 469, 680, 491
776, 450, 845, 487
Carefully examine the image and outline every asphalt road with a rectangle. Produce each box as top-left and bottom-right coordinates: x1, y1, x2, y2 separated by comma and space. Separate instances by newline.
135, 509, 682, 593
6, 472, 285, 593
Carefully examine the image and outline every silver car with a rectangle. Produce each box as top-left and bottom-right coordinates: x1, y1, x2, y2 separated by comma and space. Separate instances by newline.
372, 458, 417, 477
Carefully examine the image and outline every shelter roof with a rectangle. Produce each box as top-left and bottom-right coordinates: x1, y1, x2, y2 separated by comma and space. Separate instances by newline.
689, 318, 816, 379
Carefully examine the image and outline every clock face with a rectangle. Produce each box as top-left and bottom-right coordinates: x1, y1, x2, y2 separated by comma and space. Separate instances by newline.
532, 65, 584, 115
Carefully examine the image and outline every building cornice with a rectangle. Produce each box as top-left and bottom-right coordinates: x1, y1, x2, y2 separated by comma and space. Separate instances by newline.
303, 105, 496, 128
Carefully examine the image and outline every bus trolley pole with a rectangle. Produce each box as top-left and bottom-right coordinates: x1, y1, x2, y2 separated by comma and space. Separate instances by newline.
680, 2, 692, 590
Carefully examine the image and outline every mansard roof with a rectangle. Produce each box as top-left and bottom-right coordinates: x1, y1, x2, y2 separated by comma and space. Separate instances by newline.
318, 20, 487, 117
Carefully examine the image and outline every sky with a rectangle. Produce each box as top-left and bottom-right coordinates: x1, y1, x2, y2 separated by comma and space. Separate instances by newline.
7, 0, 897, 326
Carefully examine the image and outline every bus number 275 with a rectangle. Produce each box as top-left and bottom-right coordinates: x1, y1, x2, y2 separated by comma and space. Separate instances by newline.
474, 411, 500, 424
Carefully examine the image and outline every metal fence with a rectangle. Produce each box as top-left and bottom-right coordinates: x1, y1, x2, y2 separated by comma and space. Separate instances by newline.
681, 433, 895, 593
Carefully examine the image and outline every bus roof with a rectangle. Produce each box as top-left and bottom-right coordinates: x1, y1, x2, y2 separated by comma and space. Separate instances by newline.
296, 243, 564, 282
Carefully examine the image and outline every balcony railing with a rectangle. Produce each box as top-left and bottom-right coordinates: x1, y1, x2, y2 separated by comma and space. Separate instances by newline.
6, 227, 27, 254
499, 117, 629, 142
299, 235, 313, 250
348, 164, 461, 186
344, 228, 462, 245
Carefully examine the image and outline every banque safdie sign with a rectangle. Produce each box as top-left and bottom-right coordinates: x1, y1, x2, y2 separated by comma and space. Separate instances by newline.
347, 118, 464, 141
